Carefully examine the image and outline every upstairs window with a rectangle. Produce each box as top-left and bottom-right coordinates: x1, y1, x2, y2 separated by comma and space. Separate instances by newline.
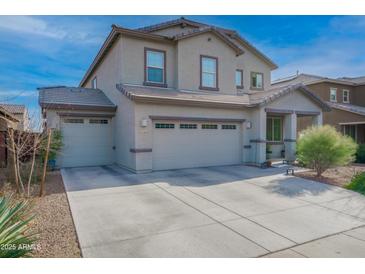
145, 48, 165, 85
343, 89, 350, 103
235, 69, 243, 89
200, 56, 218, 90
330, 88, 337, 102
92, 76, 97, 89
251, 72, 263, 89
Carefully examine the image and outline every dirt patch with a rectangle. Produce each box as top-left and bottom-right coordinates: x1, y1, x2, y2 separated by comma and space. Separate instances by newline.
0, 171, 81, 258
295, 164, 365, 188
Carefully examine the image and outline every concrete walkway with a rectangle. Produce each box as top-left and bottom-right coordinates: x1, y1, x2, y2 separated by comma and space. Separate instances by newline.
61, 165, 365, 257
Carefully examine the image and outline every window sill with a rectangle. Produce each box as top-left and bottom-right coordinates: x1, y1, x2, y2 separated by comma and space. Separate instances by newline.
250, 86, 264, 91
143, 82, 167, 88
199, 86, 219, 92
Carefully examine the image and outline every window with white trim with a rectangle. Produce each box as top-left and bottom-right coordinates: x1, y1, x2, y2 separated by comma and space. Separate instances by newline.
343, 89, 350, 103
146, 49, 165, 84
235, 70, 243, 88
251, 72, 263, 89
266, 117, 282, 141
330, 88, 337, 102
201, 56, 218, 89
92, 77, 97, 89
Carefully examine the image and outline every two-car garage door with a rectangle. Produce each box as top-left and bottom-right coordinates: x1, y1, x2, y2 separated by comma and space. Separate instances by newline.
152, 120, 242, 170
60, 117, 113, 168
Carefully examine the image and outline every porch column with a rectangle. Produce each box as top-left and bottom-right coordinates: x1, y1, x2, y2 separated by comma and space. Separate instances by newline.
255, 108, 267, 164
284, 113, 297, 162
312, 112, 323, 126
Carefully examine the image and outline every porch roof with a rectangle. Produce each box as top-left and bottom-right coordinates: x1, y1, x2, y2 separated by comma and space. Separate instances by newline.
117, 83, 331, 111
329, 102, 365, 117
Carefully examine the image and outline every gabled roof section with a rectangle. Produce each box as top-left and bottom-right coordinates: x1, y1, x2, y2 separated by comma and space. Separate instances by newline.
116, 83, 330, 111
0, 106, 19, 123
79, 25, 173, 87
79, 17, 278, 87
250, 83, 331, 111
38, 86, 117, 111
173, 27, 244, 56
136, 17, 206, 32
337, 76, 365, 85
0, 103, 26, 115
137, 17, 277, 69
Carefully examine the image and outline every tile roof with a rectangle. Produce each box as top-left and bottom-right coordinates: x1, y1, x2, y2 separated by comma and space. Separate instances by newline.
38, 86, 117, 111
273, 73, 364, 86
0, 106, 19, 122
328, 102, 365, 116
0, 103, 26, 114
337, 76, 365, 85
116, 83, 330, 111
79, 17, 277, 87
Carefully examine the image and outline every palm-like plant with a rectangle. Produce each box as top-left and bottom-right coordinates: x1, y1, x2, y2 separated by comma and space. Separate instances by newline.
0, 196, 37, 257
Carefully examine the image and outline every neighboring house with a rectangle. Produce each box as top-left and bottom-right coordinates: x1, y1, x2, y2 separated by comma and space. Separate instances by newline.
0, 106, 19, 167
39, 17, 329, 172
0, 104, 29, 131
273, 73, 365, 143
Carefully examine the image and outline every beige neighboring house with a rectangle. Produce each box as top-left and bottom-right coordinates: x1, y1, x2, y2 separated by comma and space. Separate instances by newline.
39, 17, 330, 172
0, 105, 19, 167
273, 73, 365, 143
0, 103, 29, 131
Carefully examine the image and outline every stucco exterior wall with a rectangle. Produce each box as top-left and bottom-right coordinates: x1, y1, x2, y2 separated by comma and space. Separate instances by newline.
236, 46, 272, 93
132, 103, 252, 172
307, 82, 355, 104
176, 33, 237, 93
119, 36, 176, 88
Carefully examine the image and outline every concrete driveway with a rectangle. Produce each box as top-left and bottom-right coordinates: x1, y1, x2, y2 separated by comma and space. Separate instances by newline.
61, 165, 365, 257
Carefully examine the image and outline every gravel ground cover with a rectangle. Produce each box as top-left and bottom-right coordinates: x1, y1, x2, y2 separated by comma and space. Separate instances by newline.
0, 170, 81, 258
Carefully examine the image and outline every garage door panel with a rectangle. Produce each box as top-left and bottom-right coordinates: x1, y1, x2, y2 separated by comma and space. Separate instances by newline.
152, 121, 242, 170
60, 117, 113, 168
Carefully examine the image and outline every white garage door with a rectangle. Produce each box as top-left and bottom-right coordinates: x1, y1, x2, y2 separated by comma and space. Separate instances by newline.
60, 117, 113, 168
152, 120, 242, 170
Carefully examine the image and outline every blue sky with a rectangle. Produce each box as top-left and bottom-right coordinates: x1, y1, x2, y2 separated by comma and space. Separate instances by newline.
0, 15, 365, 116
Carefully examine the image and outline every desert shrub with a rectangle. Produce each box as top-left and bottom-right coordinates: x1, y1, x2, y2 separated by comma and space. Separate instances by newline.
356, 144, 365, 163
346, 172, 365, 195
0, 196, 37, 257
297, 125, 357, 176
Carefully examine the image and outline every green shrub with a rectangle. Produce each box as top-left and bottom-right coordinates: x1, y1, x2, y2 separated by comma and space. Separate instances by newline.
297, 125, 357, 176
0, 196, 37, 257
346, 172, 365, 195
356, 144, 365, 163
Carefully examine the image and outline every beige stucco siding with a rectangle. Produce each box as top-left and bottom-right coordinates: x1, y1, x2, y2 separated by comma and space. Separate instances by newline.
176, 33, 237, 93
120, 36, 176, 88
236, 46, 271, 93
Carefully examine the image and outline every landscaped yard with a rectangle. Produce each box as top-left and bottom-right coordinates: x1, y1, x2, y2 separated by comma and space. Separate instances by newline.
295, 164, 365, 188
0, 170, 81, 258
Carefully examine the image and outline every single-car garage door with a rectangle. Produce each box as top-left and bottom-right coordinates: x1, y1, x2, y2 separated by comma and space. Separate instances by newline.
152, 120, 242, 170
60, 117, 113, 168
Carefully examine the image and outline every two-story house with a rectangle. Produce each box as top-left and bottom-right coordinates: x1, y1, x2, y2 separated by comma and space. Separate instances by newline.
0, 103, 29, 131
39, 18, 329, 172
273, 73, 365, 143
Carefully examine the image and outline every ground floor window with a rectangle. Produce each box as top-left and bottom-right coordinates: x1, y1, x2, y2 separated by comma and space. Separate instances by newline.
342, 124, 356, 140
266, 117, 282, 141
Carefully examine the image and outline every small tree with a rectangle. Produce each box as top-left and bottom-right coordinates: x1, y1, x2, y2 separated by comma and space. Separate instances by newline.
297, 125, 357, 176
